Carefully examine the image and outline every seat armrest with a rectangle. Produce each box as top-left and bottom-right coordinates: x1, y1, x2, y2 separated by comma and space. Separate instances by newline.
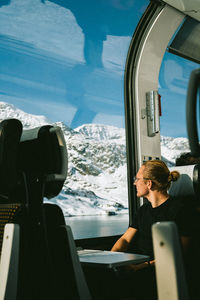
0, 224, 20, 300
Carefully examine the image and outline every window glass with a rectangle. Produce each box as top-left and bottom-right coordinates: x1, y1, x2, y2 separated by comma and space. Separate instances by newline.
168, 17, 200, 64
0, 0, 149, 238
159, 51, 199, 167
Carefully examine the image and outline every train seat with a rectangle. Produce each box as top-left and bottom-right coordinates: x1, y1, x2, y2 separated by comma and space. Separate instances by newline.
0, 120, 76, 300
0, 119, 23, 300
169, 164, 200, 201
16, 123, 90, 299
44, 203, 91, 300
152, 221, 189, 300
17, 124, 69, 300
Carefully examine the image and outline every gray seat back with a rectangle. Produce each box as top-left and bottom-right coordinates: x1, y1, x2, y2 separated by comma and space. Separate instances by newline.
152, 221, 189, 300
169, 164, 200, 200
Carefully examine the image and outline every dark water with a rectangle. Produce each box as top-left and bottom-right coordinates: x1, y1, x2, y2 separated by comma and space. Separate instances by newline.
65, 214, 129, 239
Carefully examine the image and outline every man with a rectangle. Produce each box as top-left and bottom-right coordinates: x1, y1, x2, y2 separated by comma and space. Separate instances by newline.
111, 160, 193, 300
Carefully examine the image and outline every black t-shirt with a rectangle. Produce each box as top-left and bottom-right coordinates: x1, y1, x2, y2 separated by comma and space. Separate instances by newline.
130, 196, 194, 259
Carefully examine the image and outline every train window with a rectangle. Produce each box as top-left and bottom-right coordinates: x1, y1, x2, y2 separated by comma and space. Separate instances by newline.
0, 0, 149, 239
168, 17, 200, 65
159, 14, 200, 167
159, 51, 199, 167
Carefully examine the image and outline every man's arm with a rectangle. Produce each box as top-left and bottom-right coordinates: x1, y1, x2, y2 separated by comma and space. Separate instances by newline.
111, 227, 137, 252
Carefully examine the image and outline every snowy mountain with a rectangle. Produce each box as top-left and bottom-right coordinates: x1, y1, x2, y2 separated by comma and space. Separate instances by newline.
54, 121, 128, 216
76, 123, 125, 143
161, 136, 190, 166
0, 102, 191, 216
0, 102, 50, 129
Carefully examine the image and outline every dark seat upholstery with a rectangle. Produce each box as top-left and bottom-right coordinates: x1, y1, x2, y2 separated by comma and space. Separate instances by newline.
0, 118, 23, 253
0, 119, 91, 300
16, 124, 69, 300
44, 203, 91, 300
0, 118, 23, 194
0, 119, 24, 299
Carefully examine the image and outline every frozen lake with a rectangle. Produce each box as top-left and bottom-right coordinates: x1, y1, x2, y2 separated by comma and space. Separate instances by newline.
65, 214, 129, 239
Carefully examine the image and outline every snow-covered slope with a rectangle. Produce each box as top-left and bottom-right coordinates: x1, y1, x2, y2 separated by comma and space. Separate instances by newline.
161, 136, 190, 166
0, 102, 50, 129
0, 101, 191, 216
54, 121, 128, 216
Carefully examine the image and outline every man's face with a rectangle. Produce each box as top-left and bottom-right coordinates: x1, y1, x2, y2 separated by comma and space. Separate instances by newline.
134, 165, 149, 198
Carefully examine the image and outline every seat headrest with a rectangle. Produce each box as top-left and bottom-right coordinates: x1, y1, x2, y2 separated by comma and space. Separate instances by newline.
169, 164, 200, 200
0, 120, 67, 200
19, 125, 68, 199
0, 119, 22, 194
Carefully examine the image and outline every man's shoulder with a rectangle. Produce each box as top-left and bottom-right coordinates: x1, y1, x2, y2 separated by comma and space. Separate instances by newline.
138, 202, 151, 214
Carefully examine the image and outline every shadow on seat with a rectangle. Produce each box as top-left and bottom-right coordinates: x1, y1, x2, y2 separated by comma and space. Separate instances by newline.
44, 203, 91, 300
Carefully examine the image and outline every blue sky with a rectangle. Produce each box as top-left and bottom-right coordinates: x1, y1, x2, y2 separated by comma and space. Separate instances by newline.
0, 0, 199, 137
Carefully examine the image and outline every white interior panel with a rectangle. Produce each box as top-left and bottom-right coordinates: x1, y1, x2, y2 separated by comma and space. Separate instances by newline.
133, 5, 184, 166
